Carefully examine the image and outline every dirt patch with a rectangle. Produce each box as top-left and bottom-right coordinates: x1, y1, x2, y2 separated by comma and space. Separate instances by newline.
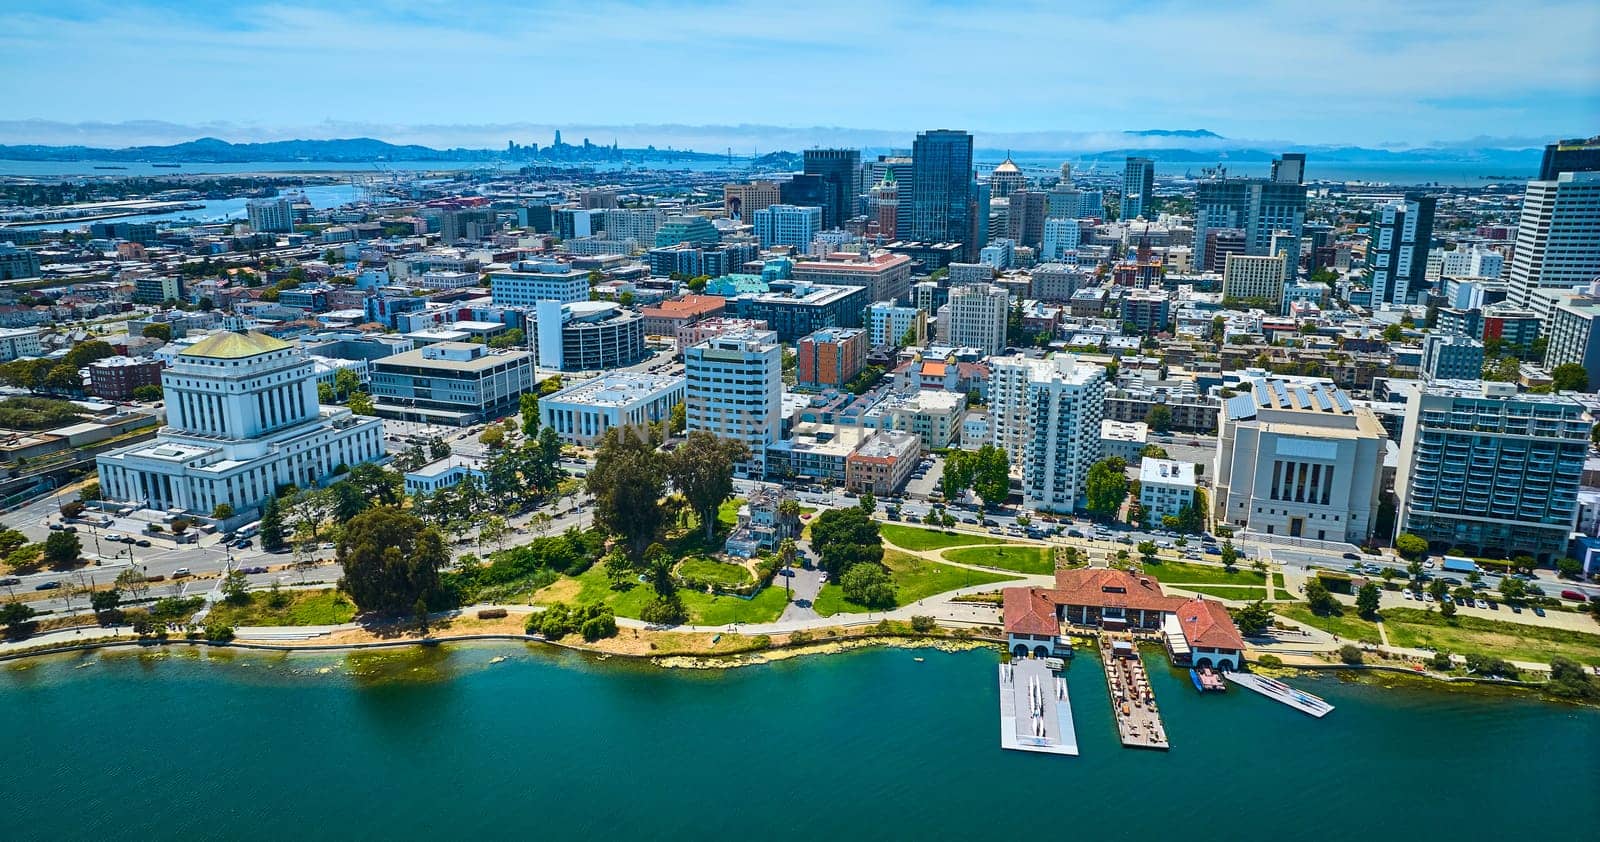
532, 577, 582, 604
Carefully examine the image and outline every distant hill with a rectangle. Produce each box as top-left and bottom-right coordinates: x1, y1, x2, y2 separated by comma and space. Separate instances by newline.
0, 136, 498, 163
1127, 129, 1224, 139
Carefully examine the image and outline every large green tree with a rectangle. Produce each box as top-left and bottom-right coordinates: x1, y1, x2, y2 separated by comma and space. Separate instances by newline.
1233, 601, 1273, 636
1084, 458, 1129, 520
43, 531, 81, 568
841, 562, 896, 607
809, 506, 883, 576
940, 450, 974, 499
971, 444, 1010, 510
667, 431, 750, 542
337, 507, 448, 614
587, 425, 667, 561
259, 494, 286, 552
1550, 363, 1590, 393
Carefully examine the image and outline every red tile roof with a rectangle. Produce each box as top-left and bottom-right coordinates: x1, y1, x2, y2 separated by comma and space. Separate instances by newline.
1002, 587, 1058, 636
1174, 598, 1246, 651
1050, 568, 1184, 613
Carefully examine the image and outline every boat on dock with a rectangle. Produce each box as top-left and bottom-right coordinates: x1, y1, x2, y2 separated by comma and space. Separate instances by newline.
1189, 667, 1227, 692
997, 659, 1079, 756
1224, 672, 1335, 717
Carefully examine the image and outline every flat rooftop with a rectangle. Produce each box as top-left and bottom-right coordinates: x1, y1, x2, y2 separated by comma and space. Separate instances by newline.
544, 373, 685, 407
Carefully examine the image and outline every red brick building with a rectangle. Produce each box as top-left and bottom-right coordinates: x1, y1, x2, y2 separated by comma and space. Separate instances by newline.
795, 327, 867, 389
88, 356, 164, 400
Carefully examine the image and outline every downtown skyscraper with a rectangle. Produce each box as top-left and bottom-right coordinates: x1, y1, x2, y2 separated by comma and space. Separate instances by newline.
802, 148, 861, 231
909, 129, 979, 260
1192, 154, 1307, 276
1506, 138, 1600, 316
1121, 156, 1154, 221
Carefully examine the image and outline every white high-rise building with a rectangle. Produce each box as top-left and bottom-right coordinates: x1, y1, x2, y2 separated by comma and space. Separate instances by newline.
938, 283, 1009, 355
600, 208, 665, 246
1428, 244, 1504, 282
753, 204, 822, 253
96, 331, 385, 515
988, 353, 1107, 513
1041, 218, 1080, 262
868, 301, 926, 348
1507, 171, 1600, 316
684, 329, 783, 475
1222, 253, 1289, 306
246, 197, 295, 234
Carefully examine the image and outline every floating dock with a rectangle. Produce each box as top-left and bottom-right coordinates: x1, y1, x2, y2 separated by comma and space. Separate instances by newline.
998, 659, 1079, 756
1225, 672, 1335, 717
1099, 637, 1170, 750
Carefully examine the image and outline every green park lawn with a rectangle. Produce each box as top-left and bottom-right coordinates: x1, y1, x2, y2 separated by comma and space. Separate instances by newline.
1272, 572, 1289, 600
942, 544, 1054, 574
538, 564, 788, 626
879, 523, 1006, 551
812, 549, 1015, 616
1168, 584, 1273, 602
1378, 608, 1600, 667
677, 556, 753, 586
204, 589, 358, 627
1144, 559, 1267, 587
1274, 603, 1382, 645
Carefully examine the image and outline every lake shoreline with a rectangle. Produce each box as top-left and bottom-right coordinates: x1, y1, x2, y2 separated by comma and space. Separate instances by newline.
4, 625, 1594, 707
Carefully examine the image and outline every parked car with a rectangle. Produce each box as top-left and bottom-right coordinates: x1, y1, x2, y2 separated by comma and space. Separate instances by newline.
106, 533, 125, 543
1532, 606, 1546, 617
1401, 590, 1414, 600
1423, 560, 1436, 569
1487, 600, 1499, 611
1204, 547, 1221, 555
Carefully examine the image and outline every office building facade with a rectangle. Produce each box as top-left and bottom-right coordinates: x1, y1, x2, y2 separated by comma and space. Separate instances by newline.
939, 283, 1009, 355
988, 354, 1107, 513
1395, 381, 1589, 561
1369, 194, 1436, 305
1506, 172, 1600, 315
371, 342, 537, 426
909, 129, 977, 260
803, 148, 861, 230
684, 329, 784, 475
753, 204, 822, 253
1122, 157, 1155, 221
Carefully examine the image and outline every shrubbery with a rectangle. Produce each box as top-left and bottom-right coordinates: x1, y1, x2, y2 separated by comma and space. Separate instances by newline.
527, 601, 618, 641
1338, 644, 1364, 665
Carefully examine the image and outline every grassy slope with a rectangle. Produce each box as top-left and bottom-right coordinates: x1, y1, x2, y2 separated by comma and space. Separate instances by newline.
205, 589, 357, 627
879, 523, 1006, 551
537, 564, 787, 625
1379, 607, 1600, 667
1275, 603, 1383, 645
942, 545, 1054, 574
1144, 559, 1267, 587
813, 549, 1014, 616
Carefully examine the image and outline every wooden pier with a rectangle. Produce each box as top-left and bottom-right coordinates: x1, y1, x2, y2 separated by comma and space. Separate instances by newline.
1098, 636, 1170, 750
1224, 672, 1335, 717
998, 659, 1079, 756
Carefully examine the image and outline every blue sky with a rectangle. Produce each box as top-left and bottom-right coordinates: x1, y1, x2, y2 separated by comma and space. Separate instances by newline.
0, 0, 1596, 149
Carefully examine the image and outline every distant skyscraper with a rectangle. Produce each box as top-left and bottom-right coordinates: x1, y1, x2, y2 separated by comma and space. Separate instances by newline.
780, 174, 827, 209
1007, 190, 1048, 250
1537, 136, 1600, 180
910, 129, 977, 259
246, 197, 295, 234
1192, 154, 1307, 275
803, 148, 861, 230
1506, 171, 1600, 315
1368, 193, 1436, 305
752, 205, 822, 253
1121, 157, 1155, 221
723, 181, 780, 223
1271, 153, 1306, 185
989, 155, 1028, 198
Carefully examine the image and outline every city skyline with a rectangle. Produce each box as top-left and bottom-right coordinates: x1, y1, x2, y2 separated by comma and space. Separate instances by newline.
0, 0, 1595, 148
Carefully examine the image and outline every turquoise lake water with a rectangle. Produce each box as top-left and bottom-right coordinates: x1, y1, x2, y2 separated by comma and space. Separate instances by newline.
1, 644, 1594, 841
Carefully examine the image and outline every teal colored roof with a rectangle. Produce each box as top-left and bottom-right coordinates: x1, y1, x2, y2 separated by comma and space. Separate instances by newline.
706, 274, 769, 296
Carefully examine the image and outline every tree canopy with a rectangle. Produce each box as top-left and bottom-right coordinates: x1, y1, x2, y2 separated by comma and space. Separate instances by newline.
587, 425, 667, 561
667, 431, 749, 541
337, 507, 448, 614
809, 506, 883, 576
1084, 458, 1129, 520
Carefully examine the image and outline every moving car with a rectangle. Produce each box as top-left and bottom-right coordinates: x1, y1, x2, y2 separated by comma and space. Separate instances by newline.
34, 580, 60, 590
1561, 590, 1588, 602
172, 568, 191, 578
135, 539, 151, 548
1342, 552, 1360, 560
